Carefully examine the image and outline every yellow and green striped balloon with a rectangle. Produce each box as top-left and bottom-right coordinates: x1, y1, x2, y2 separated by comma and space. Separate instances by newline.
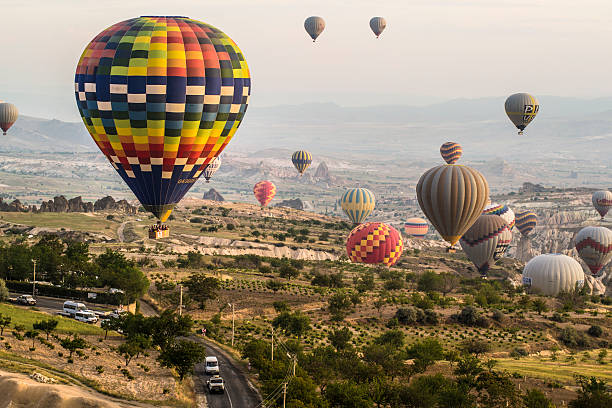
340, 188, 375, 224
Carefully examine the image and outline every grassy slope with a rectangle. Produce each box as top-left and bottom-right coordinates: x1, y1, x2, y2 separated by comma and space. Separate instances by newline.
0, 303, 104, 336
0, 212, 115, 235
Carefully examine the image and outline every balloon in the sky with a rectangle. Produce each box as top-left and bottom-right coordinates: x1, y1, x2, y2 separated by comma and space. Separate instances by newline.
505, 93, 539, 135
75, 16, 251, 222
416, 164, 489, 245
304, 16, 325, 42
340, 188, 375, 224
253, 180, 276, 207
346, 222, 403, 266
460, 215, 511, 275
0, 102, 18, 135
483, 203, 515, 230
291, 150, 312, 176
404, 218, 428, 239
515, 210, 537, 237
440, 142, 462, 164
575, 226, 612, 276
369, 17, 386, 38
592, 190, 612, 220
203, 157, 221, 183
522, 254, 585, 296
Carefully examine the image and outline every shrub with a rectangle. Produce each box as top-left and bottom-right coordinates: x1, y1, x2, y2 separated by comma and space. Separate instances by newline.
491, 309, 505, 322
454, 306, 479, 326
550, 312, 567, 323
559, 327, 588, 348
587, 325, 603, 338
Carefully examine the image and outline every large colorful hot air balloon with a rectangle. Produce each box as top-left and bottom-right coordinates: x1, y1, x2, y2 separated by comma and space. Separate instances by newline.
404, 218, 428, 239
460, 215, 511, 275
505, 93, 539, 135
522, 254, 584, 296
340, 188, 375, 224
0, 102, 18, 135
416, 165, 489, 246
515, 210, 537, 237
253, 181, 276, 207
291, 150, 312, 176
440, 142, 462, 164
369, 17, 386, 38
75, 16, 250, 223
575, 226, 612, 277
483, 203, 515, 230
592, 190, 612, 220
304, 16, 325, 42
203, 157, 221, 183
346, 222, 403, 266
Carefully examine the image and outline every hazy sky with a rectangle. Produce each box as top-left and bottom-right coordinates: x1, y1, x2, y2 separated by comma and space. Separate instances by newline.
2, 0, 612, 121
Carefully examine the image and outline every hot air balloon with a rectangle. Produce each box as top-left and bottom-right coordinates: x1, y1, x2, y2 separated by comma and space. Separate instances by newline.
522, 254, 585, 296
505, 93, 539, 135
515, 210, 537, 237
203, 157, 221, 183
369, 17, 386, 38
340, 188, 375, 224
416, 165, 489, 246
291, 150, 312, 176
254, 181, 276, 207
440, 142, 462, 164
592, 190, 612, 220
483, 203, 515, 230
304, 16, 325, 42
404, 218, 428, 239
0, 102, 18, 135
346, 222, 403, 266
575, 226, 612, 277
75, 16, 250, 223
460, 215, 511, 275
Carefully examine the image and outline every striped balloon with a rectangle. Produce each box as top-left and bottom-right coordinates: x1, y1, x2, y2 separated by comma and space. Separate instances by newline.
440, 142, 462, 164
575, 226, 612, 276
592, 190, 612, 220
346, 222, 403, 266
203, 157, 221, 183
340, 188, 375, 224
483, 203, 515, 230
404, 218, 428, 239
253, 181, 276, 207
291, 150, 312, 176
515, 210, 537, 237
369, 17, 386, 38
0, 103, 18, 135
460, 215, 511, 274
304, 16, 325, 42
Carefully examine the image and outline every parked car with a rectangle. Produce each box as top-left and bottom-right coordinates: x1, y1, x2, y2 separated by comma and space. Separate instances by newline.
16, 295, 36, 305
205, 356, 220, 375
74, 310, 98, 324
207, 375, 225, 393
63, 301, 87, 316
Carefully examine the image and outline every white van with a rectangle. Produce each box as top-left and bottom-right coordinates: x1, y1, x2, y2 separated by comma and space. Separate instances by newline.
205, 356, 219, 375
75, 310, 98, 324
63, 301, 87, 316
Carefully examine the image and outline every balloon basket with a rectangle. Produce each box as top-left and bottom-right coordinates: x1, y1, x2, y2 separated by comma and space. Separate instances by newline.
149, 225, 169, 239
446, 247, 456, 253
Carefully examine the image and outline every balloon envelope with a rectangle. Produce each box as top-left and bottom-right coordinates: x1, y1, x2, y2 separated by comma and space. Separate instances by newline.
440, 142, 462, 164
346, 222, 403, 266
515, 210, 537, 236
460, 215, 511, 274
575, 226, 612, 276
0, 103, 18, 135
522, 254, 584, 296
203, 157, 221, 182
253, 181, 276, 207
369, 17, 386, 38
592, 190, 612, 219
416, 164, 489, 245
404, 218, 428, 239
291, 150, 312, 175
304, 16, 325, 41
340, 188, 375, 224
483, 203, 515, 230
74, 16, 251, 222
505, 93, 539, 134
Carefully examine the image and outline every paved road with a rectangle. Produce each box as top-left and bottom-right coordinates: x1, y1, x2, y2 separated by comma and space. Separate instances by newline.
8, 293, 108, 315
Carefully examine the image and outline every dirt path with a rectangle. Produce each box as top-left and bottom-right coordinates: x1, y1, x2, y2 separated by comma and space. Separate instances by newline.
117, 221, 129, 242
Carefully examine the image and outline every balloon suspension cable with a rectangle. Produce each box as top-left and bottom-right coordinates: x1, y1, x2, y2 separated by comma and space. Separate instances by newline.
518, 130, 524, 135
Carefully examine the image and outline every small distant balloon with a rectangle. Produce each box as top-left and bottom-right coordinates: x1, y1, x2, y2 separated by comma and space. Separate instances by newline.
440, 142, 462, 164
592, 190, 612, 220
253, 181, 276, 207
340, 188, 375, 224
0, 102, 18, 135
304, 16, 325, 42
404, 218, 428, 239
515, 210, 537, 237
369, 17, 386, 38
505, 93, 539, 135
292, 150, 312, 176
203, 157, 221, 183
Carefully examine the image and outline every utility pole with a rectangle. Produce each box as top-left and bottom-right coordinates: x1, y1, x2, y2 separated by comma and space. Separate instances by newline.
31, 259, 36, 298
228, 302, 235, 347
271, 327, 274, 361
282, 382, 287, 408
178, 285, 183, 316
292, 355, 297, 376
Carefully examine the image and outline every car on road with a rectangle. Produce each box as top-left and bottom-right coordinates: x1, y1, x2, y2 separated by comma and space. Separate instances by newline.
205, 356, 220, 375
74, 310, 98, 324
16, 295, 36, 305
207, 375, 225, 393
63, 301, 87, 316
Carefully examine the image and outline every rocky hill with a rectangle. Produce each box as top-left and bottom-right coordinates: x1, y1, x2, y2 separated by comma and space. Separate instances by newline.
203, 188, 224, 201
0, 195, 136, 215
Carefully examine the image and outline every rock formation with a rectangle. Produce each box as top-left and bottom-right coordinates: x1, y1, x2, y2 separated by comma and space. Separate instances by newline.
274, 198, 305, 210
0, 198, 31, 212
314, 161, 331, 179
93, 196, 136, 214
39, 196, 93, 213
203, 188, 224, 202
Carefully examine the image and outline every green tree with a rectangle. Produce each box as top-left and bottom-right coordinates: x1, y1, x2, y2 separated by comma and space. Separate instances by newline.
417, 271, 442, 292
523, 389, 554, 408
532, 298, 549, 315
60, 334, 87, 358
33, 318, 59, 340
406, 338, 445, 374
183, 273, 219, 309
118, 341, 139, 366
324, 381, 372, 408
329, 327, 352, 351
272, 301, 290, 313
570, 376, 612, 408
279, 264, 299, 280
328, 291, 354, 321
148, 310, 194, 352
0, 314, 11, 336
0, 278, 8, 302
101, 318, 119, 340
273, 311, 311, 340
461, 338, 492, 356
438, 272, 460, 296
25, 329, 38, 348
96, 249, 149, 303
374, 329, 405, 348
158, 339, 206, 381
